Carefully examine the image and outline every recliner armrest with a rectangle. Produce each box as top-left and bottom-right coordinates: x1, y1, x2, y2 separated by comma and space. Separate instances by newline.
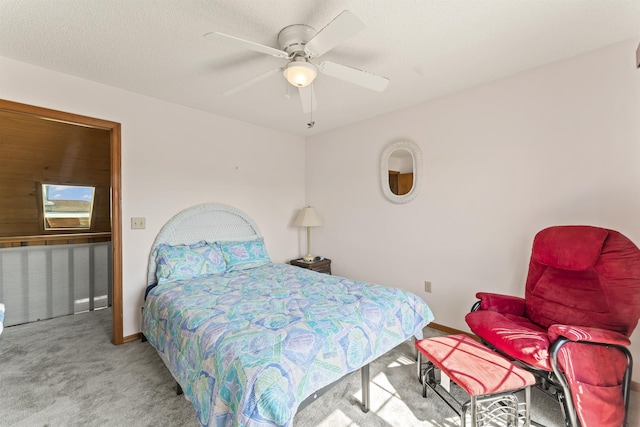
475, 292, 525, 316
548, 324, 631, 347
548, 325, 633, 427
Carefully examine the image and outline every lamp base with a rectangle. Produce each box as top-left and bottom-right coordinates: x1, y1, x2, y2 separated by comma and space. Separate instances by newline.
303, 254, 315, 262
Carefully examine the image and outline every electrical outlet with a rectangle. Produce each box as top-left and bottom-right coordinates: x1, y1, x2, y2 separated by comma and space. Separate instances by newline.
424, 281, 432, 293
131, 217, 146, 230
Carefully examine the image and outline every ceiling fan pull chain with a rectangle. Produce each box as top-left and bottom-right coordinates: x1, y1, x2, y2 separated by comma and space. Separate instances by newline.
307, 88, 315, 128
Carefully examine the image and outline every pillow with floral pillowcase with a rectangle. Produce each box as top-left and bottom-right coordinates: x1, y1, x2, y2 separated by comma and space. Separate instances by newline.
218, 238, 272, 271
155, 241, 226, 283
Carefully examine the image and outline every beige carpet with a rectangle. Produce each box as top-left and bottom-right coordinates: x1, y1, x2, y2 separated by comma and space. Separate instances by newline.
0, 308, 633, 426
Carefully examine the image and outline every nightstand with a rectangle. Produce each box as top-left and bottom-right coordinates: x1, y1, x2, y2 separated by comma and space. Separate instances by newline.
290, 258, 332, 275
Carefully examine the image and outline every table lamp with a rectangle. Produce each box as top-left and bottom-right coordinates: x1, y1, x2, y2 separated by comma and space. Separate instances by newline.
295, 206, 322, 262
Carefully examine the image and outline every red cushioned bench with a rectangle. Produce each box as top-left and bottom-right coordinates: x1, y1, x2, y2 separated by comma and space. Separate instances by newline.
415, 334, 536, 427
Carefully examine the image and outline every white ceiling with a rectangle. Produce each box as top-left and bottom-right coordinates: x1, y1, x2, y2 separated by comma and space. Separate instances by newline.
1, 0, 639, 136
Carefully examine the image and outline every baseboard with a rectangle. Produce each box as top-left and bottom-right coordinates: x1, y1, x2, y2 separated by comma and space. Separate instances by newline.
427, 322, 479, 341
122, 332, 142, 343
428, 322, 640, 392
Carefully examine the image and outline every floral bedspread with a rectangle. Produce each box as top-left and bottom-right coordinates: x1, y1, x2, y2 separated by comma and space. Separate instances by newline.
142, 264, 433, 427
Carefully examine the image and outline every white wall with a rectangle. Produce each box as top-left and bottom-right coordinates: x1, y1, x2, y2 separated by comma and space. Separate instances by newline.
2, 39, 639, 380
0, 56, 307, 338
305, 39, 640, 380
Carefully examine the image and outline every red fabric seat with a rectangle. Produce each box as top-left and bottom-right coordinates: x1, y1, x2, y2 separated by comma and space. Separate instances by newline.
465, 225, 640, 427
466, 310, 551, 370
415, 334, 535, 396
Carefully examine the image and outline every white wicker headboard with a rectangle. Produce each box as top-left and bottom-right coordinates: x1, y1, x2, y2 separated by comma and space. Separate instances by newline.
147, 203, 263, 287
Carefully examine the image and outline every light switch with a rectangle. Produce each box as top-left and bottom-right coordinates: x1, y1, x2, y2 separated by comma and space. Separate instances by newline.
131, 217, 146, 229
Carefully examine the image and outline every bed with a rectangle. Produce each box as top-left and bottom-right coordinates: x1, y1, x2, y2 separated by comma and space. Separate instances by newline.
141, 203, 434, 427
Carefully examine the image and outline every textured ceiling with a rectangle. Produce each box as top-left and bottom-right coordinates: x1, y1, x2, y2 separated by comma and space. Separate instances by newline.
1, 0, 639, 136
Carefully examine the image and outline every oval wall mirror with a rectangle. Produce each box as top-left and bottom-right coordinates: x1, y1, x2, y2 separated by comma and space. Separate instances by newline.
380, 140, 423, 204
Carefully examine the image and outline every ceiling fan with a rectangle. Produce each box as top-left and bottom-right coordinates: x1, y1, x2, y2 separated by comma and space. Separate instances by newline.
204, 10, 389, 114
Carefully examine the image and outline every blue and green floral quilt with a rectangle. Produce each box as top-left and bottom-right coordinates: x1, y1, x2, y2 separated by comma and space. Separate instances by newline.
142, 264, 433, 427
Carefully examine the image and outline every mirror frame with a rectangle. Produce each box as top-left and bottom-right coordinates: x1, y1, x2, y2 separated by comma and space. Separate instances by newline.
380, 140, 423, 204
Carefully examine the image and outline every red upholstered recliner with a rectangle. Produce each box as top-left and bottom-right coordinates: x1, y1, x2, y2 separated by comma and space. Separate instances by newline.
465, 225, 640, 427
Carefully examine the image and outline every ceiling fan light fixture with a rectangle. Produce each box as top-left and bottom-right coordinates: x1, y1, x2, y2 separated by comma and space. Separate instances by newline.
284, 60, 317, 87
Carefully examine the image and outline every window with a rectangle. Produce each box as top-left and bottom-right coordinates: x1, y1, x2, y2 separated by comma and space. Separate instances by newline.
41, 184, 95, 230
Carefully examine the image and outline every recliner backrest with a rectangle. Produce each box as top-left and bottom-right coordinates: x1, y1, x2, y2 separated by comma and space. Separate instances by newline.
524, 225, 640, 336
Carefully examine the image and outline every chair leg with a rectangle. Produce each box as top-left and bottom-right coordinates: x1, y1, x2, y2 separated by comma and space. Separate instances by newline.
468, 395, 476, 427
524, 385, 531, 427
550, 338, 581, 427
421, 363, 436, 398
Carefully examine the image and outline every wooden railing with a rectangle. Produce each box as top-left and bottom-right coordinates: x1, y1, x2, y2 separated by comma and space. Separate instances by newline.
0, 232, 111, 248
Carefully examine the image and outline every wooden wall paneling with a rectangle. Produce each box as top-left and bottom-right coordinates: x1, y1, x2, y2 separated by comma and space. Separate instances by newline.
0, 108, 111, 237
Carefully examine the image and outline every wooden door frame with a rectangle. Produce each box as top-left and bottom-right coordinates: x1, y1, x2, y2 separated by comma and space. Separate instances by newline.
0, 99, 123, 344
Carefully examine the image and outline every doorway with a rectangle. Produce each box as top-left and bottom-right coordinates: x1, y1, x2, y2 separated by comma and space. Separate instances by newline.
0, 99, 123, 344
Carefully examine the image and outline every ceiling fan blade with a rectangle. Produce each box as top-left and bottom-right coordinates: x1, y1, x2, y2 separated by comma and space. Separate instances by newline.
319, 61, 389, 92
204, 32, 289, 58
304, 10, 366, 57
299, 84, 317, 113
223, 67, 282, 95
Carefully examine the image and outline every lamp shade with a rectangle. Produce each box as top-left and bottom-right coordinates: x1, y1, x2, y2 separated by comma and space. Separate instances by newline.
283, 61, 318, 88
295, 206, 322, 227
